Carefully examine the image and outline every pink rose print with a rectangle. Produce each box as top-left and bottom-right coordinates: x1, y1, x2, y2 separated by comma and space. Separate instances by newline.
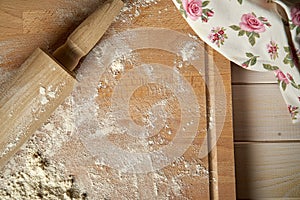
290, 5, 300, 35
263, 64, 292, 91
275, 69, 289, 84
291, 6, 300, 26
239, 13, 266, 33
262, 64, 300, 90
179, 0, 214, 22
287, 73, 294, 82
288, 105, 299, 120
273, 69, 290, 91
286, 72, 300, 90
208, 27, 227, 47
267, 40, 279, 60
207, 10, 214, 17
230, 13, 271, 46
202, 17, 208, 23
241, 63, 248, 68
182, 0, 202, 21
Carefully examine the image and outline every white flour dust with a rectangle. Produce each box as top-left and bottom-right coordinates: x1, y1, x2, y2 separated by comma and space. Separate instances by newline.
179, 41, 199, 62
174, 35, 200, 69
0, 97, 85, 199
63, 27, 208, 198
0, 1, 210, 199
0, 145, 87, 200
117, 0, 160, 23
39, 86, 57, 105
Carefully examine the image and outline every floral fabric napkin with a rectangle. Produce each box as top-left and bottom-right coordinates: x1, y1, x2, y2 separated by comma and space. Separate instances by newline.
172, 0, 300, 123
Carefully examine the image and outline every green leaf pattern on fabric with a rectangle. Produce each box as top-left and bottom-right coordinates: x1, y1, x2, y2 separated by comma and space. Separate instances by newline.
283, 46, 296, 68
263, 64, 279, 71
242, 52, 259, 68
172, 0, 300, 123
177, 0, 214, 22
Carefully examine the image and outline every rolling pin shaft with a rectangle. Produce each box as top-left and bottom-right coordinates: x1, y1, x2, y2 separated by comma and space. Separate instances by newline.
0, 0, 123, 169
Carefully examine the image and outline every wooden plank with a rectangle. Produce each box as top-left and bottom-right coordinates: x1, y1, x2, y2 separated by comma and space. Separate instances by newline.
205, 45, 220, 200
0, 49, 77, 169
235, 142, 300, 199
0, 0, 123, 169
0, 0, 103, 69
233, 84, 300, 141
207, 47, 236, 200
231, 62, 276, 84
0, 0, 236, 199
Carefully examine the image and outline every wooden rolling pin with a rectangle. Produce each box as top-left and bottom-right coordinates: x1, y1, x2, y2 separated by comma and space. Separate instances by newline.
0, 0, 123, 169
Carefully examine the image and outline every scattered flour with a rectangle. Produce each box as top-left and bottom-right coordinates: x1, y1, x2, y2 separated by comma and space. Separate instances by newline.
0, 95, 86, 199
179, 41, 199, 62
116, 0, 160, 23
0, 0, 211, 199
39, 86, 57, 105
61, 27, 208, 198
0, 142, 87, 200
208, 107, 215, 130
109, 57, 126, 76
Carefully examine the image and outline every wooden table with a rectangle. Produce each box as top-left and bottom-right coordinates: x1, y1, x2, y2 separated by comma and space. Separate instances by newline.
0, 0, 236, 199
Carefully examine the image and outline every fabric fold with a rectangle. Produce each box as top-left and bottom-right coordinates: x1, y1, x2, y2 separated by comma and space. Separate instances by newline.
172, 0, 300, 123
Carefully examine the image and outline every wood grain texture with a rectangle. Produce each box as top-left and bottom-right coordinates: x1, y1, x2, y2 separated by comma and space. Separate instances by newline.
206, 47, 236, 200
0, 49, 76, 169
231, 63, 276, 84
53, 0, 123, 71
235, 143, 300, 199
231, 43, 300, 199
0, 0, 122, 169
232, 84, 300, 141
0, 0, 236, 199
0, 0, 106, 69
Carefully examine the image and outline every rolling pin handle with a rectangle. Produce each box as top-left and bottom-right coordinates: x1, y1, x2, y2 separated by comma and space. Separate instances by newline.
52, 39, 85, 71
53, 0, 124, 71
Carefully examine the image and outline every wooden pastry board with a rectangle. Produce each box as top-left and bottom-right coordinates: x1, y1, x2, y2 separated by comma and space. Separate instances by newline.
0, 0, 236, 199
